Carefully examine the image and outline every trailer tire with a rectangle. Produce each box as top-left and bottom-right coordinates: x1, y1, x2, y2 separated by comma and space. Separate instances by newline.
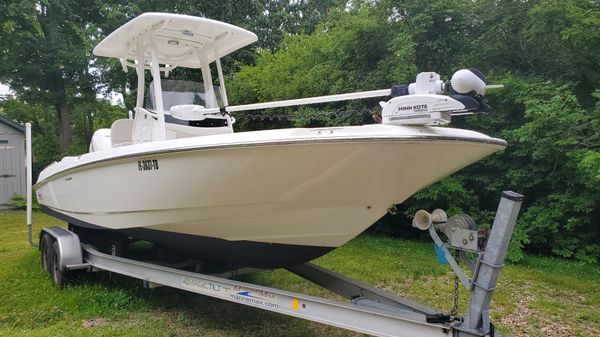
40, 234, 53, 273
50, 241, 69, 288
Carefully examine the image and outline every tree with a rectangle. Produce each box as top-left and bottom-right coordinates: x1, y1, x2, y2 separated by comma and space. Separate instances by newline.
228, 7, 416, 130
522, 0, 600, 104
0, 0, 104, 151
0, 98, 60, 178
249, 0, 348, 51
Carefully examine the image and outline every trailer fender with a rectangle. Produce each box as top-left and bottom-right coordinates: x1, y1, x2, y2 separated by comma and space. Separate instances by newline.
40, 227, 84, 270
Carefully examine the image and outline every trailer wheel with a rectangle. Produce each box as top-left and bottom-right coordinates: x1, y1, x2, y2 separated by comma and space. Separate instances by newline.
40, 234, 53, 273
50, 241, 69, 288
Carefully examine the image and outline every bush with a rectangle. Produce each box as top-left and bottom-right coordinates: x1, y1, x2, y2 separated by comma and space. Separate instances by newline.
9, 193, 39, 210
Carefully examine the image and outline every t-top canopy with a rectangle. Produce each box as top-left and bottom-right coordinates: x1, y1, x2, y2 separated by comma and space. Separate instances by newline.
93, 12, 258, 69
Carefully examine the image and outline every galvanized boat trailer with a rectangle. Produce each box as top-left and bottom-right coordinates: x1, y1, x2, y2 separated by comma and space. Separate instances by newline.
26, 125, 522, 337
30, 191, 520, 337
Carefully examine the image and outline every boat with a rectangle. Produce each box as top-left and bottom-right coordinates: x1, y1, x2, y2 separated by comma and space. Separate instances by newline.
34, 13, 506, 270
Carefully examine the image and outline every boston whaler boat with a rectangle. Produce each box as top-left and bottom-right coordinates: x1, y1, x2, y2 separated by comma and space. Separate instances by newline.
35, 13, 506, 270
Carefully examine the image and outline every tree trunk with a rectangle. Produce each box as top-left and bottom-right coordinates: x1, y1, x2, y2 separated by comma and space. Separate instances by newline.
84, 109, 94, 146
38, 2, 72, 151
56, 67, 72, 151
57, 102, 72, 150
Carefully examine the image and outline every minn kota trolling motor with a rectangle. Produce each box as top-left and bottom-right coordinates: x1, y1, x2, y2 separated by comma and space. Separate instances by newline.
379, 68, 501, 126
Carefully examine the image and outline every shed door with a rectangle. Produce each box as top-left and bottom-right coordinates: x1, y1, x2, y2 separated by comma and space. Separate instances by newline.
0, 139, 19, 205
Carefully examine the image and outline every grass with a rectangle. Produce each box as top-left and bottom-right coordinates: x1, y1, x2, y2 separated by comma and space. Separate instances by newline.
1, 210, 599, 337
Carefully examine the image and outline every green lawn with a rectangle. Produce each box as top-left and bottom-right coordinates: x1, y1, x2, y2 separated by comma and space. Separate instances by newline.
1, 210, 599, 337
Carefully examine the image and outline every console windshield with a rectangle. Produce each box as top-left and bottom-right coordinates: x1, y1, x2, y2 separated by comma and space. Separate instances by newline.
146, 79, 222, 111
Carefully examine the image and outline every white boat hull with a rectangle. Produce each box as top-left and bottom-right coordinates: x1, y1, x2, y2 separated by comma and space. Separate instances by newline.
36, 125, 505, 267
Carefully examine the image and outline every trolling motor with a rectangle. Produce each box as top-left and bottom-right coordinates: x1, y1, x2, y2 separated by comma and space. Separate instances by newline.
380, 69, 496, 126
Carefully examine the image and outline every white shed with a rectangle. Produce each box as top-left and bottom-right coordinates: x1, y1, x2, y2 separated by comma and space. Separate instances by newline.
0, 115, 25, 205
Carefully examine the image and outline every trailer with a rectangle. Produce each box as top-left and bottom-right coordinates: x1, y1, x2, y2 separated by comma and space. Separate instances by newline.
25, 123, 523, 337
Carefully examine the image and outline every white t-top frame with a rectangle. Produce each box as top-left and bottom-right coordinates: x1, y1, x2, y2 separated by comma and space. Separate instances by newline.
93, 13, 259, 140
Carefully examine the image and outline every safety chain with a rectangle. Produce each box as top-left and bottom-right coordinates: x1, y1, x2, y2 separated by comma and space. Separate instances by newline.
425, 249, 462, 325
232, 107, 381, 122
450, 250, 460, 317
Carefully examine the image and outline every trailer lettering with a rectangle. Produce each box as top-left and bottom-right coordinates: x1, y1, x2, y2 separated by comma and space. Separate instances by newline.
230, 294, 280, 309
232, 285, 276, 300
181, 278, 230, 295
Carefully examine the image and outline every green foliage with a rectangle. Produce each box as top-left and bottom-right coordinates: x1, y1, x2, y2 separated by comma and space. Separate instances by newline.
500, 83, 600, 262
0, 0, 108, 150
403, 177, 478, 217
522, 1, 600, 98
0, 99, 60, 178
505, 225, 531, 263
8, 193, 39, 210
453, 76, 600, 262
248, 0, 348, 51
229, 7, 416, 130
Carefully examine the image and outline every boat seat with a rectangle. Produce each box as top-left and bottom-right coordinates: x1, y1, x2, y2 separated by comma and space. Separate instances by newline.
111, 119, 134, 147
